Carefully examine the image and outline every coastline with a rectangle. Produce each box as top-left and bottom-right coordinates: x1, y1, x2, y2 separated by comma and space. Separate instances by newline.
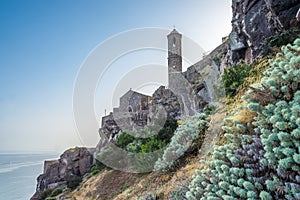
0, 153, 59, 200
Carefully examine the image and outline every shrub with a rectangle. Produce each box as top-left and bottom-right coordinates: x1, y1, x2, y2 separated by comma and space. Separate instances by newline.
89, 160, 108, 176
39, 189, 52, 199
154, 114, 207, 172
94, 159, 107, 170
50, 188, 63, 197
157, 117, 178, 143
186, 38, 300, 199
204, 104, 216, 116
186, 129, 263, 199
222, 62, 252, 97
141, 137, 166, 153
126, 139, 142, 152
266, 29, 300, 48
246, 38, 300, 199
115, 117, 178, 153
115, 131, 135, 148
67, 176, 82, 190
91, 169, 100, 176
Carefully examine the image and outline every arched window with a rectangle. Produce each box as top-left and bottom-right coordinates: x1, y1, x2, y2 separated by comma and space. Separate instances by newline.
128, 106, 132, 112
173, 37, 176, 47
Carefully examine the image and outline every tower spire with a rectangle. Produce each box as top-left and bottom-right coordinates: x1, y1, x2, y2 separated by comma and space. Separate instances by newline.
167, 28, 182, 89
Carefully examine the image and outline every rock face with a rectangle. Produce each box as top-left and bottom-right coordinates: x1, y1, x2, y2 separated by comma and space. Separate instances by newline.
31, 147, 95, 199
151, 86, 182, 119
227, 0, 300, 64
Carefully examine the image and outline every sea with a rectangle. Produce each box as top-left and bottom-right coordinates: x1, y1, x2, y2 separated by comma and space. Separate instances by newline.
0, 153, 59, 200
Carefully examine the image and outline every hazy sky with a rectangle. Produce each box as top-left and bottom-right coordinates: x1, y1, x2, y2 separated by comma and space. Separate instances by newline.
0, 0, 232, 153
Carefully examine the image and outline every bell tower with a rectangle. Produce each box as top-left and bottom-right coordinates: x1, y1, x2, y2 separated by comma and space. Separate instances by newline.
167, 28, 182, 89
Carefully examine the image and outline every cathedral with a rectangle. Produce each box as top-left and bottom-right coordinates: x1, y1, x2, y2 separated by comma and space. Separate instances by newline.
100, 28, 215, 139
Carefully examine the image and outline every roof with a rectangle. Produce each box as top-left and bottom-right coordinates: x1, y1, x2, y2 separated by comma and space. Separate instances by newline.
168, 28, 182, 36
170, 28, 179, 34
120, 89, 150, 100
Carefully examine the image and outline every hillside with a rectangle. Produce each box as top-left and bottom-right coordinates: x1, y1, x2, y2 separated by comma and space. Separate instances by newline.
31, 1, 300, 199
52, 39, 299, 199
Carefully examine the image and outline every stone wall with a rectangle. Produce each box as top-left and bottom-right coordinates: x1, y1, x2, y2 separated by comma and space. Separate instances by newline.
183, 41, 228, 106
119, 90, 150, 113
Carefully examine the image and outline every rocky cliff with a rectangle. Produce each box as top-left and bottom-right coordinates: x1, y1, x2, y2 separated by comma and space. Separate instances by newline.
226, 0, 300, 64
31, 147, 95, 200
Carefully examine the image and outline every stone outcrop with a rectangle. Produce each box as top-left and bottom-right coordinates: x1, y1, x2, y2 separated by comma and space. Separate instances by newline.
226, 0, 300, 64
31, 147, 95, 199
151, 86, 181, 119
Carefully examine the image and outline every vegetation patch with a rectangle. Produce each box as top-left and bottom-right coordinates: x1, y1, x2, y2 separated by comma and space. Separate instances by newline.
186, 38, 300, 199
222, 61, 252, 97
50, 188, 63, 197
264, 29, 300, 56
115, 117, 178, 154
67, 176, 82, 190
266, 29, 300, 48
154, 114, 208, 172
39, 189, 52, 199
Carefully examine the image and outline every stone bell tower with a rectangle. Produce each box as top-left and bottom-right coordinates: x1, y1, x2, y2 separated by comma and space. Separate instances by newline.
167, 28, 182, 89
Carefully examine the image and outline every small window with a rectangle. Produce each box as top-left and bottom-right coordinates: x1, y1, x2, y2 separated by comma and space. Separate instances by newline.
173, 37, 176, 47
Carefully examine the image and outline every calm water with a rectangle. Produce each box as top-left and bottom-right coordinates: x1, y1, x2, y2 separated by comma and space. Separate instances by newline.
0, 153, 58, 200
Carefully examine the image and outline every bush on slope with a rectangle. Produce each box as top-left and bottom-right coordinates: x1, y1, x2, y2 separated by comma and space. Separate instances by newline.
186, 38, 300, 200
154, 114, 207, 172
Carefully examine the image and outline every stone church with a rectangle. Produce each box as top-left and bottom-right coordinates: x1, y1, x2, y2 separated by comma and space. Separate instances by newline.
99, 28, 221, 141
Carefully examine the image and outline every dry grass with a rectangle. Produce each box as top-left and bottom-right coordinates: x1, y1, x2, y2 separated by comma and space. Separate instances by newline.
229, 107, 256, 124
225, 57, 272, 112
61, 169, 145, 200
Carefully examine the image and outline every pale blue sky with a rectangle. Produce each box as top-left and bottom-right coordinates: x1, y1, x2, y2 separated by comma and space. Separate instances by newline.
0, 0, 232, 152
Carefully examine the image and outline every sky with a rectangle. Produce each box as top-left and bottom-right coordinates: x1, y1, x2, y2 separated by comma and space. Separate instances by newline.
0, 0, 232, 153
